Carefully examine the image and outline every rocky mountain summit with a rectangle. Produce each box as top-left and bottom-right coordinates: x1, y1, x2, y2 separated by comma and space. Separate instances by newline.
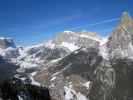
107, 12, 133, 59
0, 12, 133, 100
53, 31, 103, 49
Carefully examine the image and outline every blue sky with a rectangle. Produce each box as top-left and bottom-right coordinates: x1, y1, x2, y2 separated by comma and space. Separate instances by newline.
0, 0, 133, 46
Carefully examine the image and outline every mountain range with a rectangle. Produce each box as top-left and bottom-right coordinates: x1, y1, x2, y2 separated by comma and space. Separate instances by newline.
0, 12, 133, 100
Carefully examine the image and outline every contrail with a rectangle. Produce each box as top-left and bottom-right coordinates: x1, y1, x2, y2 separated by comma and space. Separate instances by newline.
89, 18, 119, 26
68, 18, 120, 31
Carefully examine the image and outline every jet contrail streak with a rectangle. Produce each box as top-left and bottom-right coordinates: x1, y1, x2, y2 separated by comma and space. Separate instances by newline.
89, 18, 119, 26
68, 18, 120, 31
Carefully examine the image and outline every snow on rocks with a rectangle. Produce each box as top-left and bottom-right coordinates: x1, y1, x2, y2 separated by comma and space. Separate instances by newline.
82, 81, 91, 89
50, 76, 57, 81
44, 40, 56, 49
30, 71, 41, 86
99, 44, 109, 60
18, 61, 38, 69
76, 92, 88, 100
80, 34, 102, 43
50, 58, 62, 63
64, 86, 74, 100
63, 31, 74, 34
61, 42, 79, 51
64, 86, 88, 100
99, 37, 109, 60
64, 83, 88, 100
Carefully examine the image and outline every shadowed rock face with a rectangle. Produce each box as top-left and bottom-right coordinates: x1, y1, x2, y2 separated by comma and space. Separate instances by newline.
35, 47, 103, 100
89, 65, 116, 100
109, 59, 133, 100
59, 48, 103, 79
0, 56, 18, 83
39, 48, 103, 80
89, 59, 133, 100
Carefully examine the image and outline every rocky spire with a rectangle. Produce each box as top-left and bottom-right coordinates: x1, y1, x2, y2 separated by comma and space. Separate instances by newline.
120, 11, 133, 26
107, 11, 133, 59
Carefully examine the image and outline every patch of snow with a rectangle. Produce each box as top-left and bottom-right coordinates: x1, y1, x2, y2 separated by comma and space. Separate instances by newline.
77, 92, 88, 100
99, 43, 109, 60
74, 50, 79, 54
126, 43, 133, 59
82, 81, 91, 89
52, 63, 72, 76
45, 40, 55, 49
129, 42, 133, 50
51, 76, 56, 81
30, 72, 40, 86
17, 49, 27, 59
100, 37, 108, 46
64, 85, 88, 100
80, 34, 102, 43
64, 86, 74, 100
30, 76, 40, 86
19, 61, 38, 69
61, 42, 79, 51
0, 37, 13, 40
81, 48, 88, 52
16, 67, 25, 73
0, 48, 6, 56
63, 31, 74, 34
20, 77, 26, 81
18, 95, 23, 100
31, 72, 37, 76
0, 47, 16, 56
6, 47, 16, 50
50, 83, 55, 88
50, 58, 62, 63
25, 43, 44, 50
0, 37, 6, 40
80, 34, 90, 38
14, 74, 21, 78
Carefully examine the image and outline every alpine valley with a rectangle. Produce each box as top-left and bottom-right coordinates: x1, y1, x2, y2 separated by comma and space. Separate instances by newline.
0, 12, 133, 100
